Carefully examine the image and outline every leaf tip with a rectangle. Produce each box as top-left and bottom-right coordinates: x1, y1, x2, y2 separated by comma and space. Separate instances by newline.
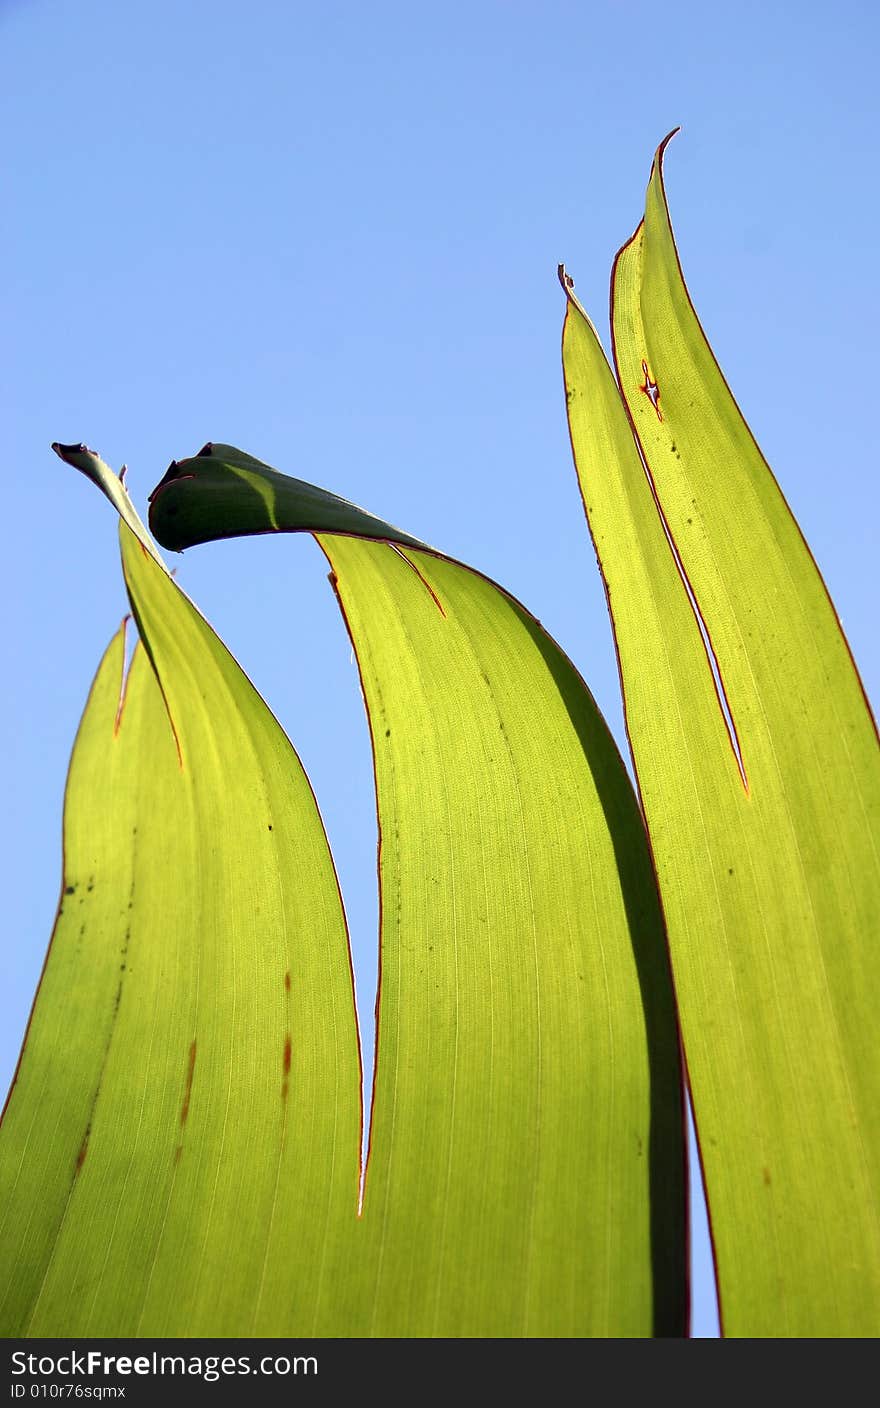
148, 458, 193, 504
559, 262, 595, 330
51, 440, 98, 469
651, 128, 682, 203
655, 126, 682, 164
52, 440, 89, 454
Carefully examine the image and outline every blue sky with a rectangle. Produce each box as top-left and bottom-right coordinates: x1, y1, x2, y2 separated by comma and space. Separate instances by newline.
2, 0, 877, 1339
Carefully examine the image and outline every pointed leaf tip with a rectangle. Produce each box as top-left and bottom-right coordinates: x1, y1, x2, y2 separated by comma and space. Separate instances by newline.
657, 127, 681, 157
52, 439, 169, 573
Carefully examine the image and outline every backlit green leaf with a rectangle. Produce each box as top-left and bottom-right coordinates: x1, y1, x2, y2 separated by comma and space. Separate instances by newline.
0, 446, 686, 1336
561, 136, 880, 1337
1, 523, 362, 1337
148, 446, 688, 1335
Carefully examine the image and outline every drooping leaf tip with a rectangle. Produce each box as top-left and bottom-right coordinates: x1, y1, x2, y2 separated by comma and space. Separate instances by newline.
51, 441, 95, 462
147, 444, 211, 505
148, 460, 181, 502
53, 441, 130, 490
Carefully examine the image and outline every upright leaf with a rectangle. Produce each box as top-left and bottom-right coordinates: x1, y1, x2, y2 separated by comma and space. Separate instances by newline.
561, 138, 880, 1336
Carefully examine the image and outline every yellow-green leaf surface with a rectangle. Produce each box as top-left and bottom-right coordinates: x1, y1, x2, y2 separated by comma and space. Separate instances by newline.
1, 523, 362, 1337
561, 138, 880, 1336
146, 444, 687, 1335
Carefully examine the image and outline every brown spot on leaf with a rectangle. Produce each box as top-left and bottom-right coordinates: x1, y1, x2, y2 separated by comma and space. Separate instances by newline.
763, 1166, 771, 1186
180, 1040, 197, 1125
284, 970, 291, 993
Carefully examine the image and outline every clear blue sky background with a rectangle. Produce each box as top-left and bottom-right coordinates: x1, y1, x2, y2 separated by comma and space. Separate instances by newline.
2, 0, 877, 1340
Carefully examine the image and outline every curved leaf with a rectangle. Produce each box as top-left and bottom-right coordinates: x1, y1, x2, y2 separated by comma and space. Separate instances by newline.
1, 523, 362, 1337
147, 445, 687, 1335
149, 442, 429, 554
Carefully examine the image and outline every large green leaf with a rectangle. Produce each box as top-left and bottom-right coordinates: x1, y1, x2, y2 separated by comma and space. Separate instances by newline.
0, 443, 686, 1335
2, 473, 362, 1337
150, 443, 686, 1336
561, 137, 880, 1336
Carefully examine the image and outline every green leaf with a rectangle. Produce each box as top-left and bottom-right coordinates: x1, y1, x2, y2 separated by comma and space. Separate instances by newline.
2, 444, 685, 1335
561, 136, 880, 1336
147, 446, 687, 1335
149, 442, 430, 554
1, 522, 362, 1337
51, 442, 168, 572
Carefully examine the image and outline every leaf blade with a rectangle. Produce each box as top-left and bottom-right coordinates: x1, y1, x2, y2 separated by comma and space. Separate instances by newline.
148, 448, 688, 1335
562, 141, 880, 1336
1, 526, 363, 1337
